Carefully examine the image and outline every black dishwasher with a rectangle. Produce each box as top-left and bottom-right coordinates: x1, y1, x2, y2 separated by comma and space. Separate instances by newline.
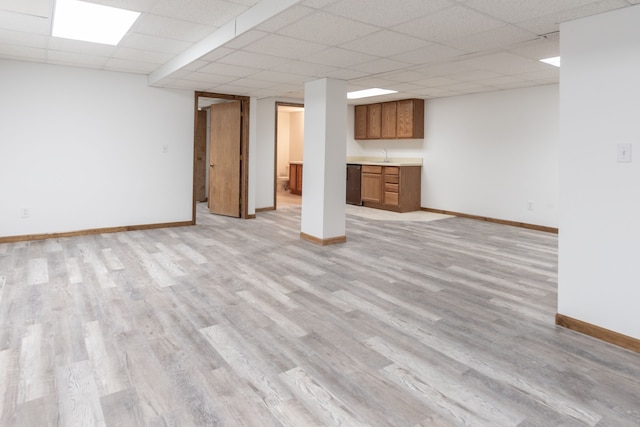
346, 164, 362, 205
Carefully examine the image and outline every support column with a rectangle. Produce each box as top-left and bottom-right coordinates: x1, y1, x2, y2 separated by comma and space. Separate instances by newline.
300, 78, 347, 245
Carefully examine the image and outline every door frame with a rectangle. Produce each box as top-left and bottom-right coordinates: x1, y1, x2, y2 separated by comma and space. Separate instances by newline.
274, 101, 304, 210
193, 91, 251, 223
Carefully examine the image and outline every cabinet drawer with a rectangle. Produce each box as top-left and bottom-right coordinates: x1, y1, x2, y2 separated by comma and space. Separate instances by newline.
385, 183, 398, 193
362, 165, 382, 174
384, 175, 399, 184
384, 192, 399, 206
384, 166, 399, 175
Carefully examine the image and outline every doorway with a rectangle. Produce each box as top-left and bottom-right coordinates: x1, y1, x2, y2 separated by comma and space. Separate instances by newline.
193, 91, 250, 222
274, 102, 304, 210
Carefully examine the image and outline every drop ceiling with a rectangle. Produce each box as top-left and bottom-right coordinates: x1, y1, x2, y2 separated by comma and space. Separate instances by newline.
1, 0, 639, 103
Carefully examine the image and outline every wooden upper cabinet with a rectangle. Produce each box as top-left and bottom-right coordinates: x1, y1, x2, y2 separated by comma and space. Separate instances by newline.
354, 105, 367, 139
367, 103, 382, 139
381, 102, 397, 139
397, 99, 424, 139
354, 99, 424, 140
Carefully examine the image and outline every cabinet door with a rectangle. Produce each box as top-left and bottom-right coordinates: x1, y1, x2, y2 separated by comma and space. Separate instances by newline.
289, 164, 298, 194
296, 163, 303, 194
397, 99, 424, 138
367, 103, 382, 139
354, 105, 368, 139
381, 102, 397, 139
361, 173, 383, 203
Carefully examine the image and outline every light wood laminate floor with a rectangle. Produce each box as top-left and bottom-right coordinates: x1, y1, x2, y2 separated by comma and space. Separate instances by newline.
1, 203, 639, 426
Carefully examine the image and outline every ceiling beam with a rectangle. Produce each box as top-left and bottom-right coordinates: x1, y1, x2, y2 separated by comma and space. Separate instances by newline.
147, 0, 301, 86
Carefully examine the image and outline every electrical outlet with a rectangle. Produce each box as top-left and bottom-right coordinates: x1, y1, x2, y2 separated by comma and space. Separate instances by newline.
20, 208, 30, 218
527, 201, 534, 211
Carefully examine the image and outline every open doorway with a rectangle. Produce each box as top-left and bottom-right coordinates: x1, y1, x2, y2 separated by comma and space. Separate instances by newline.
193, 91, 250, 222
274, 102, 304, 210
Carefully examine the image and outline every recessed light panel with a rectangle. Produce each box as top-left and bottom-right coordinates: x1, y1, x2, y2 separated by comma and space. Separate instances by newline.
347, 88, 398, 100
540, 56, 561, 67
52, 0, 140, 46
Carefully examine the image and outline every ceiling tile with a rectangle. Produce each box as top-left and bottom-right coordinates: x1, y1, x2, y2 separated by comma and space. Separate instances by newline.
198, 61, 260, 77
508, 35, 559, 61
348, 57, 412, 74
439, 81, 488, 92
0, 28, 48, 49
131, 14, 216, 43
348, 76, 397, 88
84, 0, 158, 12
247, 70, 307, 84
112, 47, 174, 64
516, 68, 560, 82
464, 0, 603, 23
270, 60, 337, 77
119, 33, 193, 54
342, 30, 429, 57
0, 9, 50, 35
244, 34, 328, 59
390, 43, 465, 65
480, 75, 525, 84
181, 71, 237, 84
255, 5, 316, 32
0, 44, 45, 61
454, 51, 551, 75
409, 87, 462, 97
515, 0, 627, 34
411, 76, 461, 88
324, 68, 369, 80
46, 50, 109, 68
377, 70, 430, 83
218, 50, 289, 68
301, 0, 340, 9
324, 0, 454, 27
410, 61, 475, 76
444, 25, 539, 52
226, 77, 277, 89
392, 5, 505, 42
48, 37, 117, 57
151, 0, 252, 26
302, 47, 376, 68
0, 0, 50, 17
449, 69, 504, 81
277, 11, 378, 46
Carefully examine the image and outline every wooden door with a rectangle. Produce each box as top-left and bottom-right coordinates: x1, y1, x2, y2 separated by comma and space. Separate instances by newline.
194, 109, 207, 202
209, 101, 241, 217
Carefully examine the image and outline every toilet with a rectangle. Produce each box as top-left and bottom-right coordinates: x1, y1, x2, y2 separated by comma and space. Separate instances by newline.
276, 176, 289, 192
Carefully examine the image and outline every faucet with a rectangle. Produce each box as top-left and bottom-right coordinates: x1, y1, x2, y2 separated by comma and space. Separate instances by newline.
383, 149, 389, 162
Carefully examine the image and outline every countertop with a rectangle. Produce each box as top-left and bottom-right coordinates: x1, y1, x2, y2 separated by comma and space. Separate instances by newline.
347, 157, 423, 167
289, 158, 423, 166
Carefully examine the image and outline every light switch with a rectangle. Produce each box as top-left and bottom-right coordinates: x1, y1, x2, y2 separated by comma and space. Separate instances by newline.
617, 143, 632, 163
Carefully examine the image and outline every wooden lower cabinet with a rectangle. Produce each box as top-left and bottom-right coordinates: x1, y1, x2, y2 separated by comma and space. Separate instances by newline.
361, 165, 421, 212
289, 163, 303, 195
361, 165, 383, 203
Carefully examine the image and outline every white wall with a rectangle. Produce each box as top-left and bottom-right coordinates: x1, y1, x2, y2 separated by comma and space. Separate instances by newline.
255, 97, 301, 209
276, 111, 290, 177
347, 85, 559, 228
289, 111, 304, 162
255, 98, 277, 209
558, 6, 640, 339
0, 60, 194, 237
